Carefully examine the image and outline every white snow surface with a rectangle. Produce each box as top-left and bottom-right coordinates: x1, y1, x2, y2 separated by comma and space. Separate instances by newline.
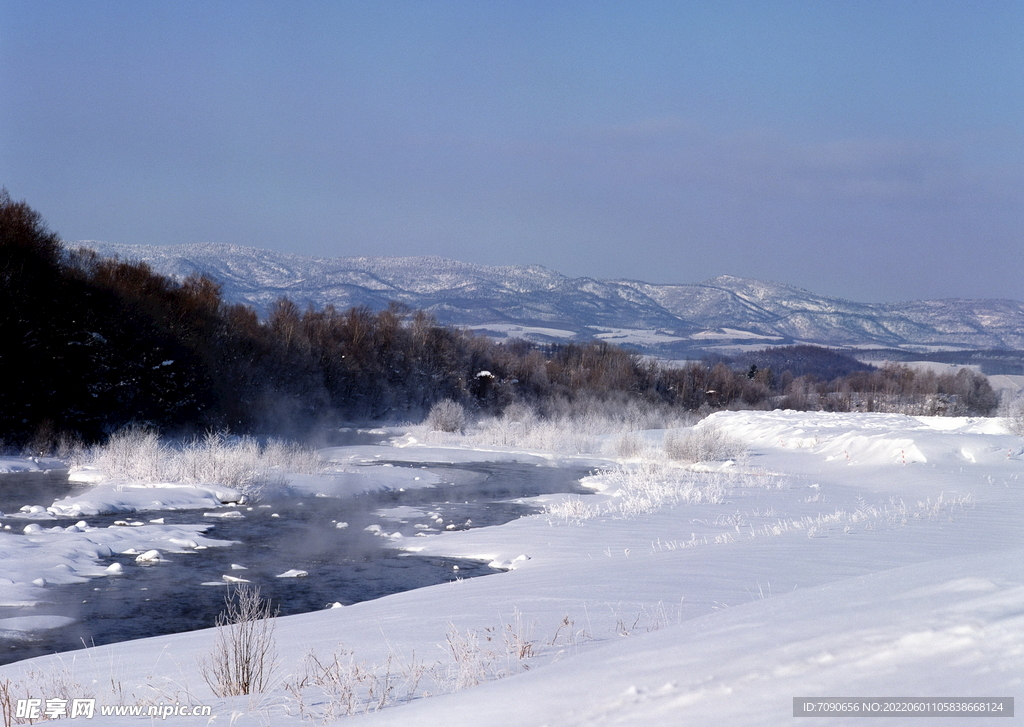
466, 323, 578, 340
2, 411, 1024, 725
589, 327, 686, 345
0, 456, 63, 474
689, 327, 785, 341
44, 482, 245, 517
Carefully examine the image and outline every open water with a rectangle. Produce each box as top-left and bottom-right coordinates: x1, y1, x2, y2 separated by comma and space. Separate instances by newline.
0, 452, 589, 665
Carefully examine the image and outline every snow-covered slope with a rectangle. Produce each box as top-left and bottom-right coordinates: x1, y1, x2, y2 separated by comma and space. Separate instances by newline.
73, 242, 1024, 352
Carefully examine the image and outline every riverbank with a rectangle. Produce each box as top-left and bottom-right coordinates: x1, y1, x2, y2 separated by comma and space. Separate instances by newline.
0, 444, 590, 666
2, 411, 1023, 726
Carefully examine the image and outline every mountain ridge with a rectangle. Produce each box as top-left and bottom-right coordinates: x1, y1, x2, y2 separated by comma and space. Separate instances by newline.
72, 241, 1024, 354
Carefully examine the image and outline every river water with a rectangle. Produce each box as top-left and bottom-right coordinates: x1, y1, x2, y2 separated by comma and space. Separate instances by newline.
0, 454, 590, 665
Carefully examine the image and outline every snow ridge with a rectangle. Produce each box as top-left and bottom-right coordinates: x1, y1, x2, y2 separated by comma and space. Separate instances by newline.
73, 241, 1024, 352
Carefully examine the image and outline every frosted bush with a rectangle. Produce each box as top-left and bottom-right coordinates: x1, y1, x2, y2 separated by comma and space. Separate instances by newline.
52, 432, 88, 465
544, 496, 601, 524
263, 437, 325, 472
616, 399, 678, 432
92, 427, 169, 482
546, 463, 731, 523
416, 397, 705, 456
466, 412, 600, 453
283, 611, 553, 719
1000, 390, 1024, 436
615, 433, 645, 458
426, 399, 467, 433
663, 423, 745, 463
438, 400, 695, 455
199, 585, 278, 697
605, 462, 728, 518
84, 428, 325, 499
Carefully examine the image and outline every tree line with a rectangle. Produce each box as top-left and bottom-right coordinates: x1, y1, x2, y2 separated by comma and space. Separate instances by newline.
0, 192, 999, 451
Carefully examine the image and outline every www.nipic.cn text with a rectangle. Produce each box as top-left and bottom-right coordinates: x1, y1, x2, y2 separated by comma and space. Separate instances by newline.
16, 698, 213, 720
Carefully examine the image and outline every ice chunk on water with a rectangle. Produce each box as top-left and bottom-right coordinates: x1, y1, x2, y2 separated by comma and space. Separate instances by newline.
276, 569, 309, 578
168, 538, 199, 549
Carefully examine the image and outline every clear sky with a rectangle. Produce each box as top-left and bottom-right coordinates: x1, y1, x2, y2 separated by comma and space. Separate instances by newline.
2, 1, 1022, 302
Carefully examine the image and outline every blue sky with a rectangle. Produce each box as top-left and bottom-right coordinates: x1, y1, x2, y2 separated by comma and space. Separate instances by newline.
2, 1, 1022, 302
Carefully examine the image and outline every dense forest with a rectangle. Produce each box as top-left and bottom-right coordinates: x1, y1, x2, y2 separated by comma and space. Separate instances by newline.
0, 192, 1000, 451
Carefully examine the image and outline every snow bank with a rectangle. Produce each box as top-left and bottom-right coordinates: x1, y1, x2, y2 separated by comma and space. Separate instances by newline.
0, 615, 77, 640
40, 482, 244, 517
0, 456, 63, 474
706, 409, 1021, 468
342, 547, 1024, 727
17, 443, 406, 521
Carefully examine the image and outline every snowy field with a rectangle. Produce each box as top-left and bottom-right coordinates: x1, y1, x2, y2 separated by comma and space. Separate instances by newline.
1, 410, 1023, 725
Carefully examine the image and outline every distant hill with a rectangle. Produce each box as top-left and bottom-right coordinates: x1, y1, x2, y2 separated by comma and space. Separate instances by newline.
74, 241, 1024, 356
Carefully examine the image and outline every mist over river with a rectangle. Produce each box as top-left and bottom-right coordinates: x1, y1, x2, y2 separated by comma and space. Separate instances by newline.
0, 448, 590, 665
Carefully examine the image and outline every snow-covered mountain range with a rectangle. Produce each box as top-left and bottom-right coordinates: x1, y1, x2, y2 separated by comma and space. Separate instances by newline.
76, 241, 1024, 354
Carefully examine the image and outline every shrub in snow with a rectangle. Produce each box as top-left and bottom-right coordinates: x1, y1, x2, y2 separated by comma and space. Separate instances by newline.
616, 433, 645, 458
83, 428, 324, 499
199, 585, 278, 697
415, 394, 733, 457
547, 463, 736, 522
92, 426, 168, 483
501, 402, 538, 427
605, 462, 728, 518
444, 611, 536, 691
426, 399, 467, 433
1000, 390, 1024, 436
663, 423, 745, 463
427, 399, 695, 455
544, 496, 600, 524
282, 609, 549, 719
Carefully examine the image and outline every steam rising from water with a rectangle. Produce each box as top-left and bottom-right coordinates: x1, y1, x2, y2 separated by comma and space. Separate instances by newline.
0, 460, 590, 665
